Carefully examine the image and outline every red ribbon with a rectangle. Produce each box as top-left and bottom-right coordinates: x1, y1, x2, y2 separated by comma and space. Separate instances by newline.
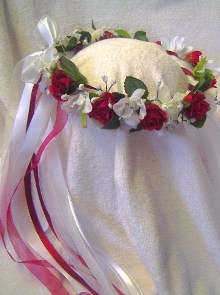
1, 82, 127, 295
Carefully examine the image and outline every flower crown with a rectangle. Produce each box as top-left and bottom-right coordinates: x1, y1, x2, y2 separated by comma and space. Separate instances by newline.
22, 16, 220, 133
2, 15, 220, 295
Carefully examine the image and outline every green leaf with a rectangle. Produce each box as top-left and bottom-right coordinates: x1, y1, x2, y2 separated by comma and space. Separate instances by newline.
134, 31, 149, 42
66, 82, 79, 95
190, 68, 215, 93
190, 77, 205, 94
102, 115, 120, 129
182, 100, 191, 108
65, 36, 77, 51
89, 92, 100, 99
78, 31, 92, 43
55, 44, 66, 53
60, 56, 87, 84
190, 115, 206, 128
80, 108, 87, 128
193, 57, 207, 80
124, 76, 149, 98
115, 29, 131, 38
92, 20, 96, 30
113, 92, 125, 100
200, 69, 215, 91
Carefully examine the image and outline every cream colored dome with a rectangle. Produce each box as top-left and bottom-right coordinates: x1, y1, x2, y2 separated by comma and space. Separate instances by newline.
72, 38, 189, 98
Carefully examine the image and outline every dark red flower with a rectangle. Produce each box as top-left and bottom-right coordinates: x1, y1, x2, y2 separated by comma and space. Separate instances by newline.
208, 78, 217, 89
139, 104, 168, 131
166, 50, 178, 57
185, 51, 202, 67
155, 41, 161, 46
49, 70, 74, 100
101, 31, 116, 40
183, 93, 210, 121
89, 92, 118, 125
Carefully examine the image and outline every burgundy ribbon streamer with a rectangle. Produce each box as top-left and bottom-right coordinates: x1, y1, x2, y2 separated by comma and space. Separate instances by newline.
24, 163, 98, 295
1, 81, 126, 295
8, 204, 71, 295
0, 84, 73, 294
33, 167, 58, 238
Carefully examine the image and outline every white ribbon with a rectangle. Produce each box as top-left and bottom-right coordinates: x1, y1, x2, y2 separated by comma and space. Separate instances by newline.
39, 134, 144, 295
37, 15, 57, 47
0, 86, 55, 224
1, 14, 146, 294
21, 15, 58, 84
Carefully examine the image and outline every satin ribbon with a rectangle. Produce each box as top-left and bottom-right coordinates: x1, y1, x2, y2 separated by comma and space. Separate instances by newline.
0, 83, 101, 294
37, 15, 57, 47
1, 82, 144, 295
0, 84, 74, 294
25, 164, 98, 294
21, 15, 58, 84
38, 129, 143, 295
1, 14, 145, 295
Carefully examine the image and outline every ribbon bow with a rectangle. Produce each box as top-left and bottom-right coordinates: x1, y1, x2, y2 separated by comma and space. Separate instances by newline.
21, 15, 58, 84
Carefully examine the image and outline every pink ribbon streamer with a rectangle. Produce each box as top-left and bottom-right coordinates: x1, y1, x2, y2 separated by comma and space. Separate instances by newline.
25, 163, 99, 295
33, 167, 58, 238
30, 102, 69, 172
7, 204, 72, 295
0, 80, 128, 294
0, 85, 72, 295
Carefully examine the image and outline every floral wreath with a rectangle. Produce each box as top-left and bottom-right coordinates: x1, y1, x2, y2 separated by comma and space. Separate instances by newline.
1, 15, 220, 295
22, 17, 220, 133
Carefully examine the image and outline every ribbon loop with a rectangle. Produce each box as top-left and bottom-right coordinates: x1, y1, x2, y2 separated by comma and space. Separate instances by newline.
21, 15, 58, 84
37, 15, 57, 47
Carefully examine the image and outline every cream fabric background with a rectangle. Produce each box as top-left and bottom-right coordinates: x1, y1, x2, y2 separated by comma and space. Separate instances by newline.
0, 1, 220, 295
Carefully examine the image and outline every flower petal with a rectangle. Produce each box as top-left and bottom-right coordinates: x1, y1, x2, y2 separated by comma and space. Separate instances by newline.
139, 103, 147, 120
113, 97, 128, 116
76, 93, 85, 105
161, 37, 175, 51
174, 36, 184, 53
204, 88, 218, 102
124, 112, 140, 127
130, 88, 145, 101
121, 104, 133, 119
179, 46, 194, 58
82, 96, 92, 113
187, 76, 198, 86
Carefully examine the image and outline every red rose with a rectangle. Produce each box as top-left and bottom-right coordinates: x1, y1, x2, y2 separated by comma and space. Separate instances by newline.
208, 78, 217, 89
201, 78, 217, 91
183, 93, 210, 121
101, 31, 116, 40
185, 51, 202, 67
89, 92, 118, 125
155, 41, 161, 46
49, 70, 74, 100
139, 104, 168, 131
104, 31, 115, 38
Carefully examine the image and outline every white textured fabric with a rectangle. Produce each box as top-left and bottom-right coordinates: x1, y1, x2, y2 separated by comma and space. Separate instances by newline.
0, 1, 220, 295
71, 38, 188, 97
